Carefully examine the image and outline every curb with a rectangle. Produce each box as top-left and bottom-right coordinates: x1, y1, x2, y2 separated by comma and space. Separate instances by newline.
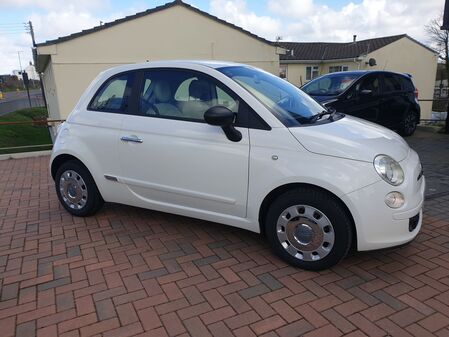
0, 150, 52, 161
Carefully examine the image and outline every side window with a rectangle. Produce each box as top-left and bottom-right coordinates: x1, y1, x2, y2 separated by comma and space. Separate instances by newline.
89, 73, 134, 112
356, 76, 380, 95
139, 69, 240, 122
383, 74, 402, 93
399, 76, 414, 92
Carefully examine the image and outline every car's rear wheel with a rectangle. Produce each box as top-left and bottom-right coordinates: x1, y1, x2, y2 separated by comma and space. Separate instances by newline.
55, 160, 104, 216
399, 111, 418, 137
265, 187, 353, 270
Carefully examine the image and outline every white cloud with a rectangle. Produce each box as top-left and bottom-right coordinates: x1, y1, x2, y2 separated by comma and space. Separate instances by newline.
211, 0, 443, 44
209, 0, 282, 40
267, 0, 317, 19
0, 3, 146, 74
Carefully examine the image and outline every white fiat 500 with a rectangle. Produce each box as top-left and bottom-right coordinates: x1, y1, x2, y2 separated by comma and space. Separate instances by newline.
50, 61, 425, 270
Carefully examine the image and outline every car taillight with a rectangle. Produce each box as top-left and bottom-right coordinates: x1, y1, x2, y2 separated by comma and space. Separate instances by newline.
414, 88, 419, 98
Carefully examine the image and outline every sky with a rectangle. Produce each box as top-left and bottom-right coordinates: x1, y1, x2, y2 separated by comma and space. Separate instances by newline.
0, 0, 444, 74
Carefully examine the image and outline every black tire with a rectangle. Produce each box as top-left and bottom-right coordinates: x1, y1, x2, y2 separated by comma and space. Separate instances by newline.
55, 160, 104, 217
398, 110, 418, 137
265, 187, 353, 271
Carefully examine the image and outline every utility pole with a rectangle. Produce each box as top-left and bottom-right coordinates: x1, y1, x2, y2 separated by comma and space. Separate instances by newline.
17, 51, 25, 90
17, 51, 23, 72
28, 20, 48, 110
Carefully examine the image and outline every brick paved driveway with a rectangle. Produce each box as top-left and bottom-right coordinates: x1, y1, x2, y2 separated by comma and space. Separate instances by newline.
1, 128, 449, 337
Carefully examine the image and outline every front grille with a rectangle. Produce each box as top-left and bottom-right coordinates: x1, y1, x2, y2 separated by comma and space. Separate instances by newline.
409, 213, 420, 232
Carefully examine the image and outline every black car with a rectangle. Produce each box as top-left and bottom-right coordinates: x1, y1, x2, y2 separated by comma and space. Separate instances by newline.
301, 71, 420, 136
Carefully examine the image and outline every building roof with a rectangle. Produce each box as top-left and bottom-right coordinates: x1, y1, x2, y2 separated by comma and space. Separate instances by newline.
279, 34, 435, 61
35, 0, 272, 48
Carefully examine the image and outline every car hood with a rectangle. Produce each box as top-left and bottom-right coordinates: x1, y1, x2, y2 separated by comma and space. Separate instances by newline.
289, 116, 410, 163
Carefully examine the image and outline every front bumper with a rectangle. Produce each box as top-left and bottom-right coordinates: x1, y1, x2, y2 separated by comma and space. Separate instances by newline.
341, 149, 425, 251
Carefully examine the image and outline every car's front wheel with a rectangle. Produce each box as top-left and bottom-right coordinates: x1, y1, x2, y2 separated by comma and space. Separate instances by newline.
265, 187, 353, 270
55, 160, 104, 217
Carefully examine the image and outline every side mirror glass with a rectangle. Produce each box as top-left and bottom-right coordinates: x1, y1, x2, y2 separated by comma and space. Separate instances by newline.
204, 106, 242, 142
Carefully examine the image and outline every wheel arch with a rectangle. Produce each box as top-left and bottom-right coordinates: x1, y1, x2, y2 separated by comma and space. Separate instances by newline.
258, 183, 357, 249
51, 153, 89, 179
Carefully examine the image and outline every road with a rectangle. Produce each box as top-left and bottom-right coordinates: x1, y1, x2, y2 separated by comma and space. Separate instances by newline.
0, 89, 44, 116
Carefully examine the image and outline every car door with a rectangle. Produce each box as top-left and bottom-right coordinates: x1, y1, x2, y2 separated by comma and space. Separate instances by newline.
78, 71, 135, 188
379, 73, 410, 127
117, 68, 249, 218
335, 74, 381, 122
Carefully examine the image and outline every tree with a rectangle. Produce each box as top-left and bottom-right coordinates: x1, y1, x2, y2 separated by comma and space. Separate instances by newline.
426, 16, 449, 133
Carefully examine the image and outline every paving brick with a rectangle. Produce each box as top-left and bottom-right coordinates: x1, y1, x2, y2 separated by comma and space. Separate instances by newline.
418, 313, 449, 332
79, 317, 120, 337
58, 313, 97, 333
250, 315, 286, 335
390, 308, 425, 328
137, 307, 162, 331
276, 319, 314, 337
183, 316, 212, 337
360, 303, 396, 321
1, 145, 449, 337
200, 306, 236, 325
102, 322, 144, 337
0, 316, 16, 337
75, 296, 95, 316
116, 303, 138, 326
16, 320, 36, 337
225, 310, 261, 330
160, 312, 186, 336
96, 298, 117, 321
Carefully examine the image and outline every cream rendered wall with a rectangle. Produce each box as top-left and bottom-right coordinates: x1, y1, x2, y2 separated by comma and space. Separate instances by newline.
37, 5, 279, 119
361, 37, 438, 119
41, 62, 59, 121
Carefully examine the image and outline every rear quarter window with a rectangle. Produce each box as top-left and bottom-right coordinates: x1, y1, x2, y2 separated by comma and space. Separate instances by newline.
88, 72, 135, 113
399, 76, 415, 92
382, 74, 403, 92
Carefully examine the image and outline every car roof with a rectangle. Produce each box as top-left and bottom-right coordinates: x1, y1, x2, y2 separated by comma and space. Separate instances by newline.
100, 60, 245, 75
318, 70, 412, 79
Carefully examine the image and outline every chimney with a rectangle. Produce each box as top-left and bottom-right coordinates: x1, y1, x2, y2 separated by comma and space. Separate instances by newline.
353, 35, 357, 42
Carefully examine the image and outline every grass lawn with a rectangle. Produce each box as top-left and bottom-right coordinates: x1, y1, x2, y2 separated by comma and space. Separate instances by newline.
0, 107, 52, 154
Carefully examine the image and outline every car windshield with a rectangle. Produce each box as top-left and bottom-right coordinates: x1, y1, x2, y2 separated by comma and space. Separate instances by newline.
302, 73, 362, 96
218, 66, 325, 126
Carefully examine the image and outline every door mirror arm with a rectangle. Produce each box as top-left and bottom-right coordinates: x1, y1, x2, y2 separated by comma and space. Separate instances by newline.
204, 106, 242, 142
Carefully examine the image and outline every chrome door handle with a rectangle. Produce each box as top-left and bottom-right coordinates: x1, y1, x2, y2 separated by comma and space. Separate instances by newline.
120, 135, 143, 143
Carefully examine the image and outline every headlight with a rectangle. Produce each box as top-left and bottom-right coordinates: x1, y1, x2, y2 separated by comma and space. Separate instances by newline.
373, 155, 404, 186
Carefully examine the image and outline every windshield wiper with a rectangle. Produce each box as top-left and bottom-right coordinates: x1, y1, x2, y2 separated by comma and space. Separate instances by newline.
308, 107, 337, 123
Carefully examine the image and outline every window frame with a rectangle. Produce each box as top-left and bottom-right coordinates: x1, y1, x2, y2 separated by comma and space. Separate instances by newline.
329, 65, 349, 73
87, 70, 136, 114
127, 67, 270, 130
306, 66, 319, 81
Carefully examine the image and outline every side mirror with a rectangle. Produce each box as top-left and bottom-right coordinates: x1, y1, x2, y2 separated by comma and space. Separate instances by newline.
359, 89, 373, 96
204, 106, 242, 142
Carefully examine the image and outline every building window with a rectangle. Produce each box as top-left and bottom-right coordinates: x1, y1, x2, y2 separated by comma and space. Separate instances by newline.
279, 65, 287, 79
306, 66, 319, 80
329, 65, 349, 73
